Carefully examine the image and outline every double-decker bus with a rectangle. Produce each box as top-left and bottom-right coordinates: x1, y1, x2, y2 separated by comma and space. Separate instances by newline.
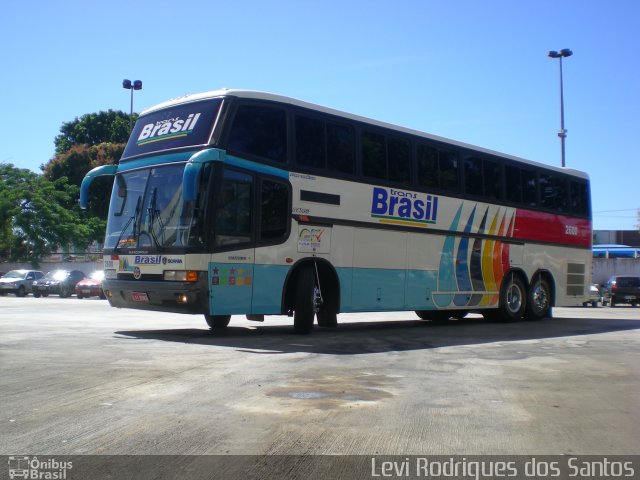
80, 89, 592, 334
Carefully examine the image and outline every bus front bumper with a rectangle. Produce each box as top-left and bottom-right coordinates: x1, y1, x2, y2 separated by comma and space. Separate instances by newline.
102, 278, 208, 315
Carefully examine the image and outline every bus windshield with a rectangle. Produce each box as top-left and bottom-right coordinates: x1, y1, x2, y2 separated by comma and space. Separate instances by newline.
122, 98, 223, 159
105, 164, 208, 250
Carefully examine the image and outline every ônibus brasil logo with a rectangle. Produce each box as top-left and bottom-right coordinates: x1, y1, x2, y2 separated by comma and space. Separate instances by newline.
136, 113, 201, 146
371, 186, 438, 227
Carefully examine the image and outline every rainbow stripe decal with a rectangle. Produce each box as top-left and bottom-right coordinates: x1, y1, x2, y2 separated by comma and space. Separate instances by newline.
434, 204, 515, 309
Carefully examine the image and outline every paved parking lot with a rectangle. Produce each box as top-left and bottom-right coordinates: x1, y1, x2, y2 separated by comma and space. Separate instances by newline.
1, 295, 639, 456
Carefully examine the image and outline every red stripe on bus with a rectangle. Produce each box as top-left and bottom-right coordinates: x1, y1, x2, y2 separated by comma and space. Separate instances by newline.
512, 210, 591, 247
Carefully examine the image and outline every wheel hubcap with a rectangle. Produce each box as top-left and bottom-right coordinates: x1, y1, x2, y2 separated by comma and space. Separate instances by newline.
532, 284, 548, 312
506, 284, 522, 313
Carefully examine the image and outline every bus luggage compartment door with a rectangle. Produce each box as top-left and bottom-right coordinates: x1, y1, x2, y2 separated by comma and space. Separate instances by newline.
208, 253, 254, 315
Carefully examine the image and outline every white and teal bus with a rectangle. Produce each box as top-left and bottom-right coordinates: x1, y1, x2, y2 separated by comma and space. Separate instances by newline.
80, 89, 592, 333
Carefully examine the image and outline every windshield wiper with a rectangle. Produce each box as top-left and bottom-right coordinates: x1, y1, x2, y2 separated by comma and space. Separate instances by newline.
145, 188, 163, 249
114, 196, 141, 251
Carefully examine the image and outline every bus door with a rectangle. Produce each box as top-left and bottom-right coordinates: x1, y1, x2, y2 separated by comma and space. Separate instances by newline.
208, 169, 255, 315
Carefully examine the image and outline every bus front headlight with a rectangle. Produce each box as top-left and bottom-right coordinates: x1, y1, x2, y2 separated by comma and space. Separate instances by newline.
163, 270, 198, 282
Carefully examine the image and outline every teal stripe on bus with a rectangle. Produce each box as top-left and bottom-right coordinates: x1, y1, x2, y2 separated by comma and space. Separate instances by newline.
117, 152, 193, 171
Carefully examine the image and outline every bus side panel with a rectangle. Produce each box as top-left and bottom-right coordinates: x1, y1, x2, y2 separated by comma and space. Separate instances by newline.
336, 267, 353, 312
523, 244, 591, 307
405, 231, 442, 310
252, 264, 290, 314
208, 261, 255, 315
350, 268, 406, 311
405, 268, 438, 310
350, 229, 407, 311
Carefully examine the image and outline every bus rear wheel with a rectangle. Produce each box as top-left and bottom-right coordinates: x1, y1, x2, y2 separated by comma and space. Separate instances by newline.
497, 275, 526, 322
525, 278, 551, 321
205, 314, 231, 330
294, 266, 317, 334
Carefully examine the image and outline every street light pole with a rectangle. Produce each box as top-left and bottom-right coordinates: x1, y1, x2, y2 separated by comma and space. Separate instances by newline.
122, 79, 143, 132
547, 49, 572, 168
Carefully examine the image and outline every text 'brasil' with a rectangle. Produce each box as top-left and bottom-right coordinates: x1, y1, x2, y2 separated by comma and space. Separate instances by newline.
137, 113, 202, 146
371, 187, 439, 227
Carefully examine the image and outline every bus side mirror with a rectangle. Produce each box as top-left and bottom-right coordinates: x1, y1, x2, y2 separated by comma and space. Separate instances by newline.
182, 162, 202, 203
80, 164, 118, 209
182, 149, 226, 202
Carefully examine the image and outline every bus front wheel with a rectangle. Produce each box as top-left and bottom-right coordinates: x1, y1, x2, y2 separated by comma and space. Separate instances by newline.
205, 314, 231, 330
294, 266, 316, 334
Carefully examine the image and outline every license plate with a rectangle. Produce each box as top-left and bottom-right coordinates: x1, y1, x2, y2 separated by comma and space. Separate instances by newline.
82, 289, 91, 294
131, 292, 149, 302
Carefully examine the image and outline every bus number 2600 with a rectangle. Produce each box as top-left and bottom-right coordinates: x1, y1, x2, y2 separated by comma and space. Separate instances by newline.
565, 225, 578, 236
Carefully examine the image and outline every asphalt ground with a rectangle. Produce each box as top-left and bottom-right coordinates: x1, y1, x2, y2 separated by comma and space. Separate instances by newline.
1, 295, 639, 461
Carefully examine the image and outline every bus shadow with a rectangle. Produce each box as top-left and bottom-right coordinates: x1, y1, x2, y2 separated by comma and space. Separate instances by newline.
115, 316, 640, 355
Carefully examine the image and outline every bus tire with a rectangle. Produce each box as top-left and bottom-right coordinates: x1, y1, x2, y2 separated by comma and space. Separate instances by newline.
205, 314, 231, 330
294, 266, 316, 334
317, 311, 337, 328
525, 277, 551, 321
497, 274, 526, 322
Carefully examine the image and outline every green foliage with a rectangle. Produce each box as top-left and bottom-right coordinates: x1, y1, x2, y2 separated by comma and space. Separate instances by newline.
42, 143, 124, 217
53, 110, 136, 155
0, 163, 100, 266
1, 110, 137, 264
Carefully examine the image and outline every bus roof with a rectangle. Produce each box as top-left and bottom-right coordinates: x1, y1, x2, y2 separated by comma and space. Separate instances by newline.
141, 88, 588, 180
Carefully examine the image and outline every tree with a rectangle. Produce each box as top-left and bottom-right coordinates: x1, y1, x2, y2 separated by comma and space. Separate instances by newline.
42, 143, 124, 218
53, 110, 136, 156
43, 110, 136, 220
0, 163, 94, 267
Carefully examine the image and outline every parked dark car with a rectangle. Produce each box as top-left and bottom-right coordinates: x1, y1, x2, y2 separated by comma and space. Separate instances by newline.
602, 275, 640, 307
32, 270, 86, 298
75, 270, 106, 299
0, 270, 44, 296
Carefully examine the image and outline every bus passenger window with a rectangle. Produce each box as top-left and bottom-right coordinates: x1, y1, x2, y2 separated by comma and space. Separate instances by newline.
570, 180, 590, 216
522, 170, 537, 207
296, 115, 325, 168
484, 159, 503, 200
362, 131, 386, 180
260, 180, 289, 242
388, 136, 411, 183
214, 170, 253, 247
464, 157, 483, 196
417, 144, 438, 189
540, 174, 568, 212
505, 165, 522, 203
439, 151, 459, 191
227, 105, 287, 163
327, 122, 354, 174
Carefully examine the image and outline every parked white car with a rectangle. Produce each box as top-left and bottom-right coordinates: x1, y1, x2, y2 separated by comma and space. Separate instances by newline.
583, 284, 603, 307
0, 270, 45, 297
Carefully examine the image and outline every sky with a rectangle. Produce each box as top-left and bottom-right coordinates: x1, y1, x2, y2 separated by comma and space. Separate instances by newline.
1, 0, 638, 232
